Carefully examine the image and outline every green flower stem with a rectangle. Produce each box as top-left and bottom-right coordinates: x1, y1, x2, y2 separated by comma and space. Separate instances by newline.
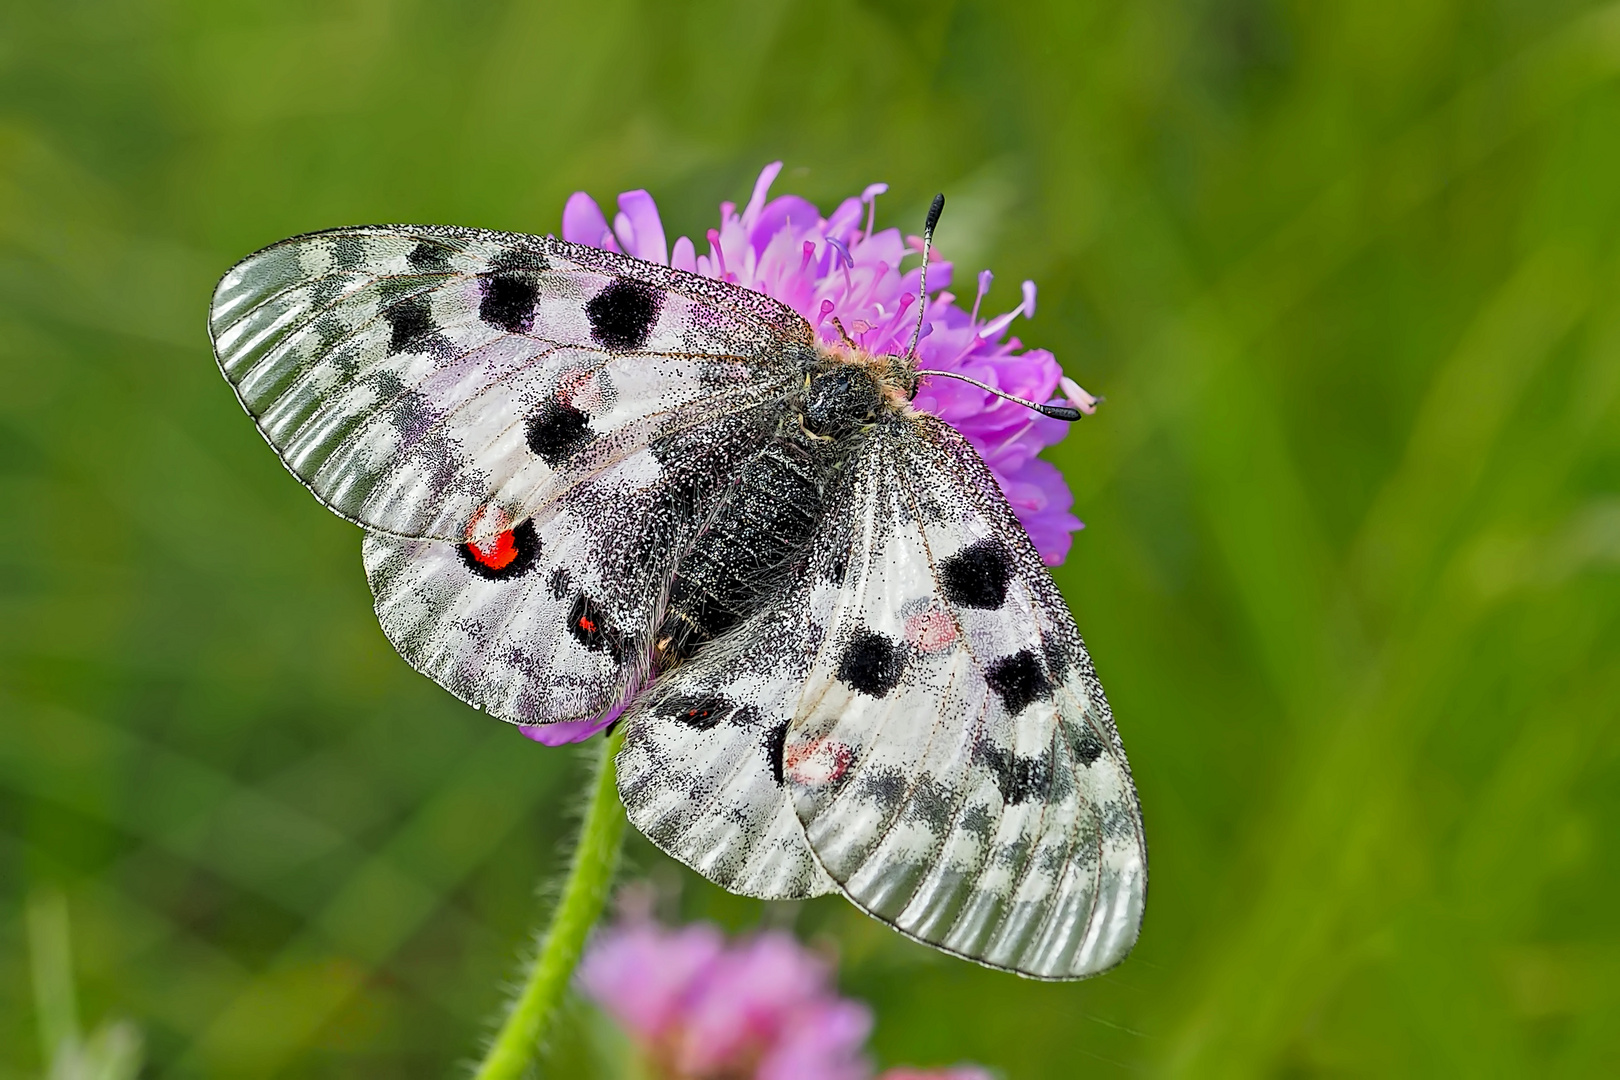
473, 725, 628, 1080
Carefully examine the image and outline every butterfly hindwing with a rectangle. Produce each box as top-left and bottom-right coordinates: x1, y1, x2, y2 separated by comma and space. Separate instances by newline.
615, 593, 841, 900
209, 226, 810, 540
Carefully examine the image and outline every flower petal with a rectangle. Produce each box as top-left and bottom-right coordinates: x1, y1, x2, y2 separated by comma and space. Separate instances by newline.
521, 699, 626, 744
615, 189, 668, 265
671, 234, 697, 272
562, 191, 615, 250
556, 166, 1085, 569
741, 161, 784, 232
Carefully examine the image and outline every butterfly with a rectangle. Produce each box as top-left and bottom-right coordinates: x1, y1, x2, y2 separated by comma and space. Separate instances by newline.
207, 197, 1146, 980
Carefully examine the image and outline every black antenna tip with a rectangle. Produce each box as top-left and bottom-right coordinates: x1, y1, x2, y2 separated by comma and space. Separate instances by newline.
925, 193, 945, 234
1038, 403, 1083, 422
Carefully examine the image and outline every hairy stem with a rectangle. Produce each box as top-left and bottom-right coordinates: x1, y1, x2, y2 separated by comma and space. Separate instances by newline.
472, 726, 628, 1080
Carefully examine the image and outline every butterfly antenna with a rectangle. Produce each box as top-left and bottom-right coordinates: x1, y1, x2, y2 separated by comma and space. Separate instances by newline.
913, 368, 1086, 421
904, 193, 946, 360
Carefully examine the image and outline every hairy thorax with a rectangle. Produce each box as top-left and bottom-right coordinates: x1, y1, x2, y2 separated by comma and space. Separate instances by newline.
651, 346, 915, 673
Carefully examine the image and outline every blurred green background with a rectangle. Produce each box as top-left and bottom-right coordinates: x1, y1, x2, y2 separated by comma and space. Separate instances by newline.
3, 0, 1618, 1076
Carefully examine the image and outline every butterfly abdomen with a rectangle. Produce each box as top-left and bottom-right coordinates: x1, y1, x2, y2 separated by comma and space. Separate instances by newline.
654, 436, 830, 670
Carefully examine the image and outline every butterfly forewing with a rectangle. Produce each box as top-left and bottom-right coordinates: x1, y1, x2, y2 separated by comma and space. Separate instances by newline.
209, 226, 808, 540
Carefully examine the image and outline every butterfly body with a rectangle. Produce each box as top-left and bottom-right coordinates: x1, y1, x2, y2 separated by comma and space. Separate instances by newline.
654, 353, 907, 669
210, 223, 1146, 980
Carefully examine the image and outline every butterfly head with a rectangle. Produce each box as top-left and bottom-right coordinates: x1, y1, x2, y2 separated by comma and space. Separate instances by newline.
802, 365, 886, 437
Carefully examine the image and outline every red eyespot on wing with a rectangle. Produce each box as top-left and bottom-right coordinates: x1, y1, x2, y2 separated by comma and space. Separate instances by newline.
467, 529, 520, 571
578, 616, 597, 633
459, 511, 540, 580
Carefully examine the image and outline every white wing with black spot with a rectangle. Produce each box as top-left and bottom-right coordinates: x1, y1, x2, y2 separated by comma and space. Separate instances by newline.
618, 413, 1144, 975
209, 226, 810, 541
209, 225, 816, 728
364, 412, 779, 726
615, 593, 841, 899
786, 415, 1144, 979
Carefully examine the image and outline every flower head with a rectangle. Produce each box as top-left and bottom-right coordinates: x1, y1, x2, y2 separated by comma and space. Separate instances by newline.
563, 162, 1089, 565
578, 908, 996, 1080
579, 915, 870, 1080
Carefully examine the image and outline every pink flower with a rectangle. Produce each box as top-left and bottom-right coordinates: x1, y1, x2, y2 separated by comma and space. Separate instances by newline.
579, 909, 998, 1080
563, 162, 1089, 566
578, 916, 870, 1080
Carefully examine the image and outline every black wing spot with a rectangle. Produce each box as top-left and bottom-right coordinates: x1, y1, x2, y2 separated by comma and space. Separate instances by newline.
940, 539, 1013, 609
766, 720, 789, 785
666, 694, 729, 730
526, 400, 593, 465
586, 278, 660, 351
480, 272, 540, 333
985, 649, 1054, 715
837, 630, 905, 698
567, 593, 626, 663
457, 519, 541, 580
407, 241, 453, 273
383, 295, 437, 354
